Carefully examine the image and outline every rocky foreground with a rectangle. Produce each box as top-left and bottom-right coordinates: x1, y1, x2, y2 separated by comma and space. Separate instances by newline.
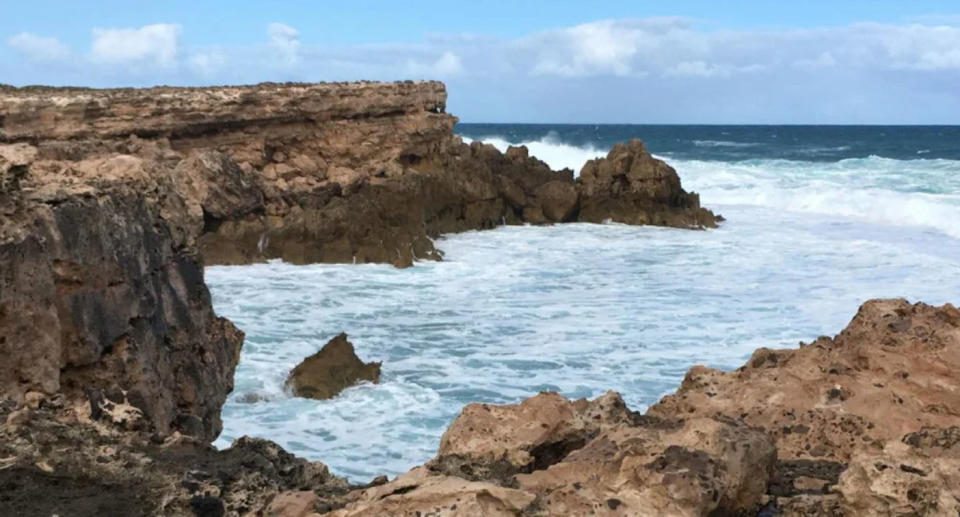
2, 299, 957, 516
1, 82, 955, 516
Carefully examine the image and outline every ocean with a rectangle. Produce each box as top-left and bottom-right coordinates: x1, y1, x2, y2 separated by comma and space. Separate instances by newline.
209, 124, 960, 481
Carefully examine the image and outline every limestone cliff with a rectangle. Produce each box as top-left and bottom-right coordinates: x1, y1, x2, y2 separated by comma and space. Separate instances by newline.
0, 81, 716, 442
2, 82, 718, 267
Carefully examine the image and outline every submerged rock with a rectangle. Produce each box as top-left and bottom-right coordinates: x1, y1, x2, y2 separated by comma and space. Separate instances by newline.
286, 333, 381, 400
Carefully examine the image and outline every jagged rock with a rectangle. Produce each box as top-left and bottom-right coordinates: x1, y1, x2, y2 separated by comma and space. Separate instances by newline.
286, 334, 381, 400
0, 184, 243, 441
331, 392, 775, 517
650, 299, 960, 511
837, 427, 960, 515
578, 139, 720, 228
0, 402, 349, 517
1, 84, 717, 269
326, 467, 537, 517
430, 391, 637, 482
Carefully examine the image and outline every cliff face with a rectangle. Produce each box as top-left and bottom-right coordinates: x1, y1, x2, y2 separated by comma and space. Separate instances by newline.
2, 81, 718, 267
0, 152, 243, 441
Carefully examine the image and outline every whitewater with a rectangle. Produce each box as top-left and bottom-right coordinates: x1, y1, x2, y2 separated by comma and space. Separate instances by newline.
210, 127, 960, 481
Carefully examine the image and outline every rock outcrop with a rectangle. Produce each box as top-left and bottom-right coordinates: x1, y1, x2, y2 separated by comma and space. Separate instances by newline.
649, 299, 960, 515
579, 139, 718, 227
327, 392, 776, 516
0, 146, 243, 441
3, 297, 959, 515
0, 398, 349, 516
1, 82, 718, 268
286, 333, 381, 400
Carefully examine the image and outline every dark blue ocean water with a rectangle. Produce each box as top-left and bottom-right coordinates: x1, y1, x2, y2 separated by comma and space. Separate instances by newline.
456, 124, 960, 162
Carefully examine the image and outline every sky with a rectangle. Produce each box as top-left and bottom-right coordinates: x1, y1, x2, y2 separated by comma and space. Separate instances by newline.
3, 1, 960, 123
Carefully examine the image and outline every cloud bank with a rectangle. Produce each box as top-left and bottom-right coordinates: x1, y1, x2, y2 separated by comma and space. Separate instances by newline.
4, 18, 960, 123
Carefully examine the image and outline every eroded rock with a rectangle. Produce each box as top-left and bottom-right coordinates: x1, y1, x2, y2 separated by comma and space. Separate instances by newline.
578, 139, 720, 228
286, 334, 381, 400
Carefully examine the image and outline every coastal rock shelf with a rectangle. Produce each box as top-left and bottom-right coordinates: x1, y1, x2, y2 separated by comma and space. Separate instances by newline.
0, 80, 715, 441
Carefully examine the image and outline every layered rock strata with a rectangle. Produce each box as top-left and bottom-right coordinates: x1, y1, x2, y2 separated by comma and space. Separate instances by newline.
0, 81, 715, 442
1, 82, 718, 267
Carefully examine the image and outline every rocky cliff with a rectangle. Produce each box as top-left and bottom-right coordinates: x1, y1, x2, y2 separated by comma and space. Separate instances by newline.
1, 82, 718, 267
0, 81, 717, 441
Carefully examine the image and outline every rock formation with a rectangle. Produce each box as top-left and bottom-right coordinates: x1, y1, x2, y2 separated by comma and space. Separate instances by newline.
648, 298, 960, 515
0, 81, 716, 443
2, 297, 958, 516
1, 82, 718, 268
286, 333, 381, 400
579, 139, 718, 228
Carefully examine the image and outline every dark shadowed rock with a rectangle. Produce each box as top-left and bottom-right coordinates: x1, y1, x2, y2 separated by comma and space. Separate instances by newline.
286, 333, 381, 400
535, 180, 579, 222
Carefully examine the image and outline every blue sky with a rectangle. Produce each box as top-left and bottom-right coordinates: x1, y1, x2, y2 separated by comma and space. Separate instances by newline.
3, 1, 960, 123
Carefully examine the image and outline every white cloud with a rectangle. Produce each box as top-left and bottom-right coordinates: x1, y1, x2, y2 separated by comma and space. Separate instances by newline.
91, 24, 181, 66
8, 32, 71, 62
188, 51, 227, 76
527, 18, 676, 77
406, 51, 463, 77
5, 17, 960, 122
794, 52, 837, 70
268, 22, 301, 66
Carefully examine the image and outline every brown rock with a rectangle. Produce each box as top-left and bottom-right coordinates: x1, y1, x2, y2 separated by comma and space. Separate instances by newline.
534, 180, 579, 222
1, 83, 716, 271
338, 392, 774, 516
431, 391, 636, 481
0, 143, 37, 192
649, 299, 960, 511
327, 467, 536, 517
0, 403, 348, 516
516, 417, 775, 516
286, 334, 381, 400
837, 428, 960, 515
578, 139, 720, 228
268, 490, 319, 517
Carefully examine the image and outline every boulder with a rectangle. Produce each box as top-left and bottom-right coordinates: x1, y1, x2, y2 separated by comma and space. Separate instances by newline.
286, 333, 381, 400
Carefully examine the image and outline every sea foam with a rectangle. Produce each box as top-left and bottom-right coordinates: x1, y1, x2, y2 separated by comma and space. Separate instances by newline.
465, 134, 960, 239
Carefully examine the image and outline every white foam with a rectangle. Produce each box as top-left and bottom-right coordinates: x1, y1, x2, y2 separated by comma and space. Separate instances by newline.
461, 133, 605, 175
463, 134, 960, 239
672, 156, 960, 239
692, 139, 763, 148
210, 213, 960, 481
208, 136, 960, 482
